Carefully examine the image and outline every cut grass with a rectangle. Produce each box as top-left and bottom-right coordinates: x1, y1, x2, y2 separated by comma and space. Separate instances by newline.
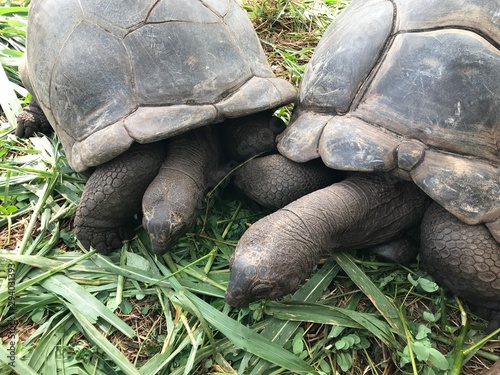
1, 1, 500, 374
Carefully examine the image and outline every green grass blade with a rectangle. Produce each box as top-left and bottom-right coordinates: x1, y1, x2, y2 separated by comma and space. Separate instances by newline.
167, 332, 246, 375
183, 289, 317, 374
138, 335, 192, 375
42, 344, 57, 375
0, 61, 21, 127
157, 260, 318, 374
247, 259, 340, 374
0, 344, 39, 375
0, 7, 29, 17
0, 253, 79, 269
39, 273, 135, 338
68, 304, 141, 375
0, 252, 102, 273
294, 259, 340, 301
27, 311, 72, 371
2, 1, 498, 373
265, 301, 363, 328
0, 251, 136, 340
93, 255, 174, 288
265, 302, 400, 349
0, 251, 96, 304
97, 255, 316, 372
332, 251, 405, 336
183, 329, 203, 375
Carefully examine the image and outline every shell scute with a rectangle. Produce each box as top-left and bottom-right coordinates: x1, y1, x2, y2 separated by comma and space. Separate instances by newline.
124, 22, 251, 105
50, 23, 135, 143
300, 0, 393, 113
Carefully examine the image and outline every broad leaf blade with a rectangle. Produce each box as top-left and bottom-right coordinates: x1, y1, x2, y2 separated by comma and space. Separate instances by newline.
247, 259, 340, 374
332, 251, 404, 337
39, 273, 135, 338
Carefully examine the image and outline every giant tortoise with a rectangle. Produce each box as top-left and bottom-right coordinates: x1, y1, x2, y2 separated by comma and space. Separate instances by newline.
16, 0, 303, 254
225, 0, 500, 327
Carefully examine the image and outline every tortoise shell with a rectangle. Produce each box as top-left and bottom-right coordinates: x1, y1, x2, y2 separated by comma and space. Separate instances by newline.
278, 0, 500, 225
23, 0, 296, 172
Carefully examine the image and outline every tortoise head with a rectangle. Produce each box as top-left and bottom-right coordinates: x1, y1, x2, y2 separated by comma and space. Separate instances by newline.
143, 210, 188, 255
224, 238, 306, 307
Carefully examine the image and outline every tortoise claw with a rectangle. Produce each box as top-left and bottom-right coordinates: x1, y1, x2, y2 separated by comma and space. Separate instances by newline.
75, 222, 135, 253
16, 99, 53, 138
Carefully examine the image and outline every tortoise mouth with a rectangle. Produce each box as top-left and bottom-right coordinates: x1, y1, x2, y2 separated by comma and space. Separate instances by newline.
224, 273, 266, 308
224, 292, 253, 308
225, 279, 283, 307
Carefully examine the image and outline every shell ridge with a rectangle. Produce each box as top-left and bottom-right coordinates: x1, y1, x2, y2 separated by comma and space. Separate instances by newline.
350, 0, 397, 112
199, 0, 229, 18
145, 0, 163, 22
395, 26, 500, 51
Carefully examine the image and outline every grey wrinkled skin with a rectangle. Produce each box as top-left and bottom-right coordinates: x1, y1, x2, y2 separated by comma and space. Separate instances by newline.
74, 142, 166, 253
142, 127, 219, 254
226, 173, 429, 307
15, 98, 52, 137
234, 155, 343, 210
420, 203, 500, 318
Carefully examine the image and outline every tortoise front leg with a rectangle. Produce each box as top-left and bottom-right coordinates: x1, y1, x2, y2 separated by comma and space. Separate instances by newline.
74, 142, 165, 253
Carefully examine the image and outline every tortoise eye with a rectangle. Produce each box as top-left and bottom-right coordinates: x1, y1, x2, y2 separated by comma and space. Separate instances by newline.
251, 284, 272, 297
